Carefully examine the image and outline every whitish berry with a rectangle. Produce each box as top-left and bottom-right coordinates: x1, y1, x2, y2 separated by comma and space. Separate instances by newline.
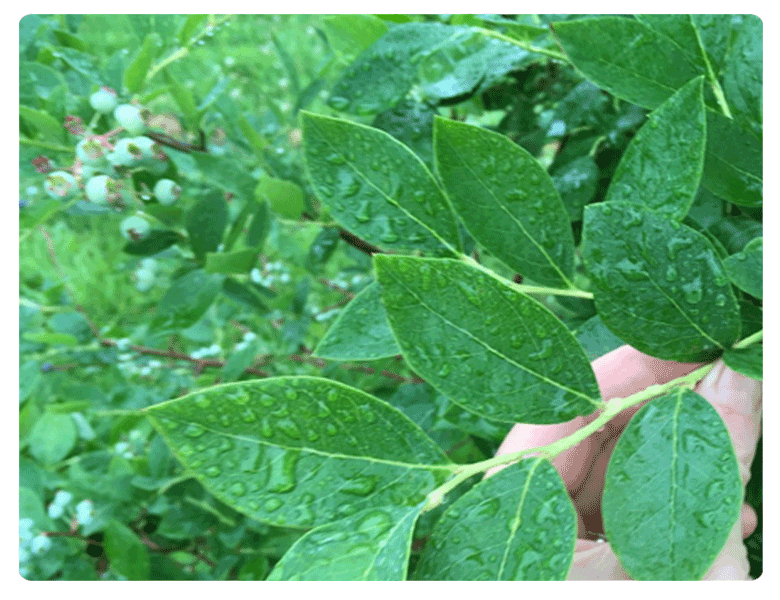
44, 171, 78, 200
47, 503, 64, 519
135, 268, 155, 291
132, 136, 163, 160
85, 175, 119, 205
75, 500, 94, 525
139, 258, 157, 271
120, 215, 151, 241
111, 138, 144, 166
153, 179, 181, 205
114, 104, 146, 135
76, 139, 106, 164
31, 534, 52, 555
53, 490, 73, 507
89, 86, 118, 113
19, 518, 35, 542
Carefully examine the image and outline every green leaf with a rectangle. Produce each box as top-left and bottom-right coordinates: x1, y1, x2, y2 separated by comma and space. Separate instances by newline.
22, 332, 78, 346
304, 226, 340, 273
415, 458, 576, 580
723, 237, 762, 299
165, 71, 199, 130
313, 282, 400, 360
122, 33, 159, 93
706, 215, 762, 254
722, 345, 762, 381
122, 230, 182, 256
721, 15, 762, 139
574, 315, 626, 361
29, 413, 77, 464
372, 100, 436, 169
153, 270, 223, 329
52, 28, 89, 52
322, 14, 389, 56
256, 177, 304, 219
271, 33, 299, 95
186, 192, 228, 262
635, 15, 714, 71
205, 249, 258, 274
191, 153, 257, 197
581, 203, 741, 361
552, 17, 703, 110
375, 256, 601, 424
178, 14, 208, 46
19, 106, 65, 143
605, 76, 706, 221
550, 155, 599, 222
434, 117, 575, 287
602, 389, 743, 580
268, 504, 422, 580
245, 201, 271, 248
702, 111, 762, 207
104, 520, 151, 580
144, 377, 454, 528
301, 111, 460, 253
221, 277, 269, 313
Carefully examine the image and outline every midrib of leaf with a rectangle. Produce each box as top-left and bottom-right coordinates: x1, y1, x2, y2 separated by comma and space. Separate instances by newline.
646, 277, 723, 348
383, 268, 600, 407
307, 118, 459, 254
438, 135, 573, 287
360, 507, 417, 579
668, 389, 682, 571
497, 458, 542, 579
147, 413, 456, 472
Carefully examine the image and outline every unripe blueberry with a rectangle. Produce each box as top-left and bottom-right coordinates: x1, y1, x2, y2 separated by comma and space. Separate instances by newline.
132, 136, 163, 160
111, 138, 144, 166
85, 175, 120, 205
75, 139, 106, 164
47, 503, 64, 519
153, 179, 182, 205
31, 534, 52, 555
19, 518, 35, 542
75, 500, 94, 525
114, 104, 147, 134
139, 258, 157, 271
53, 490, 73, 507
41, 362, 54, 373
89, 86, 118, 113
120, 215, 151, 241
81, 164, 106, 181
44, 171, 78, 200
135, 268, 155, 291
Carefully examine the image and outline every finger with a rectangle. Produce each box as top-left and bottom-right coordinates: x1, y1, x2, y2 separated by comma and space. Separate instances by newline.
567, 540, 631, 580
742, 503, 758, 539
703, 517, 751, 580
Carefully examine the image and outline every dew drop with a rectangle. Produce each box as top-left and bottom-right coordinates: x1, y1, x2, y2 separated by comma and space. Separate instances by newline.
230, 482, 247, 497
194, 395, 212, 409
184, 424, 206, 438
241, 408, 257, 423
665, 265, 678, 282
326, 152, 346, 165
205, 466, 221, 477
264, 497, 283, 512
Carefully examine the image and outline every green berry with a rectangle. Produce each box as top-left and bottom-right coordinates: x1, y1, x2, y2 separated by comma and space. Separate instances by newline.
139, 258, 158, 271
135, 268, 155, 291
85, 175, 119, 204
89, 86, 118, 113
76, 139, 107, 164
114, 104, 146, 134
132, 136, 162, 160
121, 215, 151, 240
44, 171, 78, 199
111, 138, 144, 166
153, 179, 182, 205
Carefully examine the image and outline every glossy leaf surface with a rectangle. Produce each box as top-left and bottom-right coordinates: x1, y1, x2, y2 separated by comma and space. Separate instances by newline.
552, 17, 702, 110
104, 519, 151, 580
603, 389, 743, 580
313, 282, 399, 360
434, 117, 575, 287
605, 77, 706, 220
145, 377, 454, 528
416, 458, 576, 580
186, 192, 228, 262
581, 203, 740, 361
375, 255, 601, 423
302, 111, 460, 253
721, 15, 762, 139
268, 504, 421, 580
722, 345, 762, 381
723, 237, 762, 299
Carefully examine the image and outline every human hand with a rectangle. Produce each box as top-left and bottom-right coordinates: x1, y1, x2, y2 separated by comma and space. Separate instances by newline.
489, 345, 762, 580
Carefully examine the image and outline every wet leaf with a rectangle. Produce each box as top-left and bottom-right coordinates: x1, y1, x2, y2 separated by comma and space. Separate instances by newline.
722, 345, 762, 381
603, 389, 743, 580
302, 111, 460, 253
375, 255, 601, 424
186, 192, 228, 262
268, 504, 421, 580
415, 458, 576, 580
721, 15, 762, 139
723, 237, 762, 299
605, 77, 706, 221
104, 520, 151, 580
581, 203, 741, 361
145, 377, 454, 528
434, 117, 575, 287
313, 282, 400, 361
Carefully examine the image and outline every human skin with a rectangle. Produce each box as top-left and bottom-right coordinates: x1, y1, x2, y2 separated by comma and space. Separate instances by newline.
488, 345, 762, 580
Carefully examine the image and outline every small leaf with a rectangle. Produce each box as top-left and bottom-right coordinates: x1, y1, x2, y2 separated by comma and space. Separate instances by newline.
144, 377, 454, 528
302, 111, 460, 253
268, 504, 422, 580
375, 255, 601, 424
178, 14, 208, 46
29, 413, 77, 464
581, 203, 741, 362
205, 249, 259, 274
603, 389, 743, 580
322, 14, 389, 56
256, 177, 304, 219
574, 315, 626, 361
186, 192, 228, 262
550, 155, 599, 222
415, 458, 576, 580
723, 237, 762, 299
221, 277, 268, 312
153, 270, 223, 329
19, 106, 65, 143
605, 76, 706, 221
122, 230, 182, 256
313, 282, 400, 361
722, 345, 762, 381
434, 117, 575, 287
123, 33, 159, 93
165, 71, 199, 130
720, 15, 762, 139
104, 520, 151, 580
191, 153, 257, 197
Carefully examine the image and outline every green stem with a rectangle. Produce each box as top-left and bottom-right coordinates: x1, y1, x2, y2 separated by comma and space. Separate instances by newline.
734, 329, 762, 349
476, 28, 567, 61
19, 137, 73, 153
423, 361, 716, 511
689, 21, 732, 119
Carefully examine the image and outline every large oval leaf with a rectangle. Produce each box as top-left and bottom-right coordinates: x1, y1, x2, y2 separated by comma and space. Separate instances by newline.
581, 203, 741, 362
602, 389, 743, 580
144, 377, 454, 528
434, 117, 575, 287
605, 76, 706, 221
723, 237, 762, 299
415, 458, 576, 580
268, 504, 422, 580
374, 255, 602, 424
302, 111, 460, 253
313, 282, 400, 360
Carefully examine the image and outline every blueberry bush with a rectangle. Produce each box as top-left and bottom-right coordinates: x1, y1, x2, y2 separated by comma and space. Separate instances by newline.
19, 14, 761, 580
